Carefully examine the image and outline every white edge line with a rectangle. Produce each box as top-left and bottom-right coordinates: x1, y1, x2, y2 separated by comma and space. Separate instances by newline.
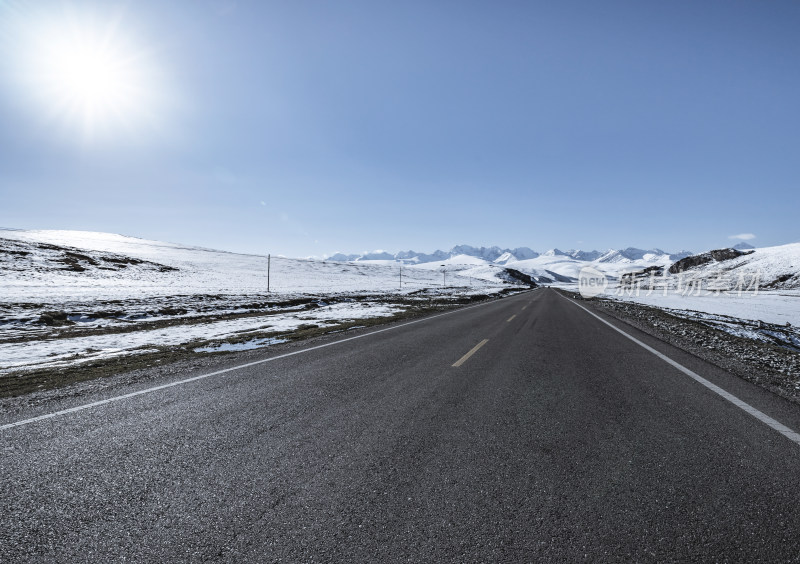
558, 292, 800, 447
1, 290, 536, 431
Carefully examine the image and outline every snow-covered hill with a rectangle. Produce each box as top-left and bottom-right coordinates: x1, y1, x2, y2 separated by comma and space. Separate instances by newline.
600, 243, 800, 350
606, 243, 800, 331
669, 244, 800, 290
0, 229, 513, 304
598, 248, 692, 263
612, 243, 800, 293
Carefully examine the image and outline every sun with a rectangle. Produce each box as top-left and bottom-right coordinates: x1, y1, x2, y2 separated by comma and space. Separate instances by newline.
50, 40, 130, 108
13, 9, 159, 140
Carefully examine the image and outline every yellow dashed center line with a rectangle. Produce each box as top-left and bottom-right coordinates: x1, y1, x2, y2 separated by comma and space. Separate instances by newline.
507, 314, 516, 322
452, 339, 489, 367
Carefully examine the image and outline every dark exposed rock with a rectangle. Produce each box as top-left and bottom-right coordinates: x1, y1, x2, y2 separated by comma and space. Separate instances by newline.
38, 311, 74, 326
619, 266, 665, 287
502, 268, 538, 288
0, 249, 30, 257
621, 265, 663, 279
668, 248, 754, 274
104, 256, 143, 266
158, 307, 188, 316
765, 273, 797, 288
0, 238, 180, 275
91, 310, 126, 319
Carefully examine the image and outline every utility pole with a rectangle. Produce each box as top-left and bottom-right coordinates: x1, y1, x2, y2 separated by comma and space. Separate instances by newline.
399, 264, 402, 291
441, 264, 446, 287
267, 253, 271, 293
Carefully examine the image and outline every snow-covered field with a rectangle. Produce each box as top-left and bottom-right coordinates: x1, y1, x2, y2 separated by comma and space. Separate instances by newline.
599, 288, 800, 352
0, 229, 507, 303
0, 301, 404, 373
609, 289, 800, 327
0, 229, 518, 376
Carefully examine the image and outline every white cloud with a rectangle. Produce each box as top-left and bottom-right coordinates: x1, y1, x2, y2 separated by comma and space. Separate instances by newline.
729, 233, 756, 240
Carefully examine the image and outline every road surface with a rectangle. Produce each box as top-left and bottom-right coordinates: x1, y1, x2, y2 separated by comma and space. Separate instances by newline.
2, 288, 800, 562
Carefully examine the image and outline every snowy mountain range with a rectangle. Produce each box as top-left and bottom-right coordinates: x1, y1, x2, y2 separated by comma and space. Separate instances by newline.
327, 245, 693, 266
327, 245, 533, 264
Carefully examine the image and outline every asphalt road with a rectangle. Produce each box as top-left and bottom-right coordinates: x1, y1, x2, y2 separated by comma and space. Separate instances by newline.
3, 288, 800, 562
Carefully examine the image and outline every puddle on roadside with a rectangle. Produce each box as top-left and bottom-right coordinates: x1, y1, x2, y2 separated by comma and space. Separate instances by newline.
194, 337, 288, 353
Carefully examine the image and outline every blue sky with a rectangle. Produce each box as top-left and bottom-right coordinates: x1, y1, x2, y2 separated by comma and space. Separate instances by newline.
1, 0, 799, 256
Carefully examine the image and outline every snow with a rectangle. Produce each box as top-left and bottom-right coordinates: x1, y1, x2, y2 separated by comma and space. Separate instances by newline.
611, 290, 800, 327
575, 242, 800, 328
4, 228, 796, 375
0, 301, 405, 373
667, 243, 800, 290
601, 288, 800, 351
0, 229, 509, 304
597, 242, 800, 325
327, 245, 540, 264
413, 254, 489, 268
494, 252, 517, 265
0, 229, 521, 375
321, 241, 699, 286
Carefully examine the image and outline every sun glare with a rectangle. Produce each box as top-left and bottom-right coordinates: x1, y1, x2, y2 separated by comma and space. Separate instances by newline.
15, 10, 159, 141
51, 41, 128, 106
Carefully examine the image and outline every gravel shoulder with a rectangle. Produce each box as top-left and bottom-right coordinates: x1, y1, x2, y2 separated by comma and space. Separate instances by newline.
559, 289, 800, 404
